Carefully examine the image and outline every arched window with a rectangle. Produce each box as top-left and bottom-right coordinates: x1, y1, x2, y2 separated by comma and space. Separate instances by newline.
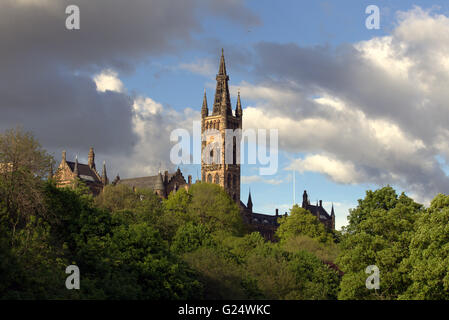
233, 136, 237, 165
214, 173, 219, 184
233, 175, 237, 187
207, 174, 212, 183
227, 173, 232, 188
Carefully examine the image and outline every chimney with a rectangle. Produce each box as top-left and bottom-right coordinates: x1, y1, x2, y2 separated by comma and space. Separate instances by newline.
319, 200, 322, 207
188, 175, 192, 185
62, 150, 66, 162
275, 208, 279, 216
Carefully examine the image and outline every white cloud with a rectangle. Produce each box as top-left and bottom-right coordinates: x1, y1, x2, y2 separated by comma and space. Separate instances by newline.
241, 174, 289, 185
93, 69, 124, 93
287, 154, 361, 185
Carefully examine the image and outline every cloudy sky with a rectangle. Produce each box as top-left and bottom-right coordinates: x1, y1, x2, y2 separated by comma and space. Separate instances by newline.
2, 0, 449, 229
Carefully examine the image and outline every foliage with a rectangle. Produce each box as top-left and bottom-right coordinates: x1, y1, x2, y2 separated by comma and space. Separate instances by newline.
400, 194, 449, 300
3, 129, 449, 300
337, 186, 422, 300
276, 205, 334, 244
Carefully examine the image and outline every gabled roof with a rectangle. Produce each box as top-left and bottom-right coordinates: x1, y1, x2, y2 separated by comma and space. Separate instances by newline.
118, 170, 186, 191
304, 203, 331, 221
66, 161, 101, 183
118, 175, 164, 190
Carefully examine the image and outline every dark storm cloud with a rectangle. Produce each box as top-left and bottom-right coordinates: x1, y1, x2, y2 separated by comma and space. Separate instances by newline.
0, 0, 258, 159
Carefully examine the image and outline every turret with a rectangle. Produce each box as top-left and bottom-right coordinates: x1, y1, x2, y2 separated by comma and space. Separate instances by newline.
247, 190, 253, 212
235, 90, 242, 118
302, 190, 308, 208
155, 172, 165, 197
101, 160, 108, 185
88, 147, 95, 170
202, 89, 208, 118
74, 155, 79, 177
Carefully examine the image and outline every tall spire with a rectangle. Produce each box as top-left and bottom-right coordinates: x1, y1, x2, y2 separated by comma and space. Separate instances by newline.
212, 49, 231, 115
331, 203, 335, 216
220, 81, 229, 117
218, 48, 227, 76
202, 89, 208, 118
235, 89, 242, 117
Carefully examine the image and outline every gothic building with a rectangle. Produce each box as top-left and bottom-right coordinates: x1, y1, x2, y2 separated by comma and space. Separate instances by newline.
201, 49, 241, 203
115, 168, 192, 198
54, 147, 108, 196
302, 190, 335, 230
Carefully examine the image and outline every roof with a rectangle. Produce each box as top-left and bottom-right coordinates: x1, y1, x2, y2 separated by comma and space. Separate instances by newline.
66, 161, 101, 183
118, 175, 164, 190
250, 212, 279, 226
304, 204, 331, 222
117, 171, 184, 191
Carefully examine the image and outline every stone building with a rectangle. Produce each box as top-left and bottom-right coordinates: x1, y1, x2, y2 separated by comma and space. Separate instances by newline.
54, 147, 108, 196
114, 168, 192, 198
301, 190, 335, 230
201, 49, 241, 203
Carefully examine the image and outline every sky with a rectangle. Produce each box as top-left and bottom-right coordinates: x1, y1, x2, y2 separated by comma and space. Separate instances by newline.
2, 0, 449, 229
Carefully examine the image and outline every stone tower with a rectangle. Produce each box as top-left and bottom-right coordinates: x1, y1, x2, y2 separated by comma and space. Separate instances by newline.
201, 49, 242, 203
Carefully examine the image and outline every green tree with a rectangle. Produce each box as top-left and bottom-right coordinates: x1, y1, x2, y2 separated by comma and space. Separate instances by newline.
0, 127, 53, 241
171, 222, 213, 254
162, 183, 245, 238
337, 186, 422, 300
276, 205, 334, 244
400, 193, 449, 299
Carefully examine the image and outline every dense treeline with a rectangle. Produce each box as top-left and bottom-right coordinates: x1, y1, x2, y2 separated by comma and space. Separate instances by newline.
0, 128, 448, 300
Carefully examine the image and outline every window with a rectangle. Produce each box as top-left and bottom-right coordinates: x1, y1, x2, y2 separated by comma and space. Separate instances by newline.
233, 136, 237, 165
214, 173, 219, 184
207, 174, 212, 183
227, 173, 231, 187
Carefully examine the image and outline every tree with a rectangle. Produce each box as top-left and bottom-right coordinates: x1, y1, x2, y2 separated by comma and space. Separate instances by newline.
162, 183, 245, 238
0, 127, 53, 240
337, 186, 422, 300
400, 193, 449, 299
276, 205, 334, 244
171, 222, 213, 254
